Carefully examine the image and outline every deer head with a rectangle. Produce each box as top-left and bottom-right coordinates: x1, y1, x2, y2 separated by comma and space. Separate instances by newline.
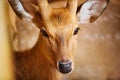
9, 0, 109, 74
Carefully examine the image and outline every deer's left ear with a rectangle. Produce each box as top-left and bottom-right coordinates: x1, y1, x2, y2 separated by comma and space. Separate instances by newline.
77, 0, 109, 24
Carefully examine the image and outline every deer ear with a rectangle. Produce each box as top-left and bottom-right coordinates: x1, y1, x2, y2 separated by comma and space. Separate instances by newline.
77, 0, 109, 24
13, 18, 40, 52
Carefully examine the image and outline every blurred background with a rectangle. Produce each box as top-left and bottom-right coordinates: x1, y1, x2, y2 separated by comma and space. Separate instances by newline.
68, 0, 120, 80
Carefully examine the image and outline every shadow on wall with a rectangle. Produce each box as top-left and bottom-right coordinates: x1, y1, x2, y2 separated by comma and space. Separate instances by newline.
66, 0, 120, 80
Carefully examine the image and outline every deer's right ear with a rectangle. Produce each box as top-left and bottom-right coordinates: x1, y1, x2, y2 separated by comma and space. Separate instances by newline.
77, 0, 109, 24
9, 0, 39, 52
13, 18, 40, 52
8, 0, 36, 20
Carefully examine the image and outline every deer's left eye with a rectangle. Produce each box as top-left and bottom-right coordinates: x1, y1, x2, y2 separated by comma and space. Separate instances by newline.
40, 29, 49, 38
73, 27, 80, 35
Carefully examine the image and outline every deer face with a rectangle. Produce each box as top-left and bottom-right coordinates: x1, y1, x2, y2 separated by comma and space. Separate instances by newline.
37, 9, 79, 74
9, 0, 109, 74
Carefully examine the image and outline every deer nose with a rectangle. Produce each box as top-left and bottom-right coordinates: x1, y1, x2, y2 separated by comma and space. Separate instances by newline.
58, 60, 72, 74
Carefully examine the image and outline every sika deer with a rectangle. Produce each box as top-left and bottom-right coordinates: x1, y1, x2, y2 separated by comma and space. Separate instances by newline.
8, 0, 109, 80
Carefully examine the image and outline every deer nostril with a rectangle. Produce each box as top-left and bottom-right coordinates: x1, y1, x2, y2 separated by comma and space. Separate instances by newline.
58, 61, 72, 74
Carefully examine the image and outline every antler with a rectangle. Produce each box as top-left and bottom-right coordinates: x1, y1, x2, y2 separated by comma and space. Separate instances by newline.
8, 0, 36, 20
67, 0, 78, 16
38, 0, 52, 19
38, 0, 78, 18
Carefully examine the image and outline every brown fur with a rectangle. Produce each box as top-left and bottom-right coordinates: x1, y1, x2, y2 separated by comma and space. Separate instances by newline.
14, 39, 63, 80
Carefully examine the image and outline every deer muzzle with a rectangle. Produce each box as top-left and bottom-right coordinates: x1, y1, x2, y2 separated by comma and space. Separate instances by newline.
57, 60, 72, 74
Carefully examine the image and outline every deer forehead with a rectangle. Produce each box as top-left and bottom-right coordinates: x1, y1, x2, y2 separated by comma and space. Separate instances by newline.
45, 20, 78, 39
49, 9, 78, 28
45, 24, 76, 41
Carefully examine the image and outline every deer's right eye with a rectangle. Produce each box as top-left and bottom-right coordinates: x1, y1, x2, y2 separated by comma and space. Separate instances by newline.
40, 29, 49, 38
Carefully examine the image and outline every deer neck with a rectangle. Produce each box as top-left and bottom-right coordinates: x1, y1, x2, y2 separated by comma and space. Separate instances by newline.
14, 37, 62, 80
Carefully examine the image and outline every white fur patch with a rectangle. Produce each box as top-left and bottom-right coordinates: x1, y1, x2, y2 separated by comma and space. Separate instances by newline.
77, 0, 107, 24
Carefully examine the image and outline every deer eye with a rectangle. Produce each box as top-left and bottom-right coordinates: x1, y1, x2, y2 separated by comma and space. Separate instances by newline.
73, 27, 80, 35
40, 29, 49, 38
